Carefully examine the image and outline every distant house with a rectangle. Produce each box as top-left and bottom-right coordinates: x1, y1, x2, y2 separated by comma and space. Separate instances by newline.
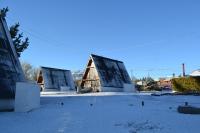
37, 67, 75, 91
157, 78, 172, 89
80, 54, 135, 92
190, 69, 200, 77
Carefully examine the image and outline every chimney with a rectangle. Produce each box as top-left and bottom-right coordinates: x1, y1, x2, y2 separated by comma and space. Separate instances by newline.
182, 63, 186, 77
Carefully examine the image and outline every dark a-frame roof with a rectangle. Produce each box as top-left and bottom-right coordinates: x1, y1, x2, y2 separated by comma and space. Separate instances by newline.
81, 54, 132, 88
0, 16, 25, 99
91, 54, 123, 63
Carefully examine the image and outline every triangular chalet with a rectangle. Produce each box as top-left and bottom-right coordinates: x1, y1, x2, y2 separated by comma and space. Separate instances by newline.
81, 54, 135, 92
0, 16, 25, 99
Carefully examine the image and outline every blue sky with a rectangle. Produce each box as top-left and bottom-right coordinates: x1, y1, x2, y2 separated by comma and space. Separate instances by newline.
1, 0, 200, 79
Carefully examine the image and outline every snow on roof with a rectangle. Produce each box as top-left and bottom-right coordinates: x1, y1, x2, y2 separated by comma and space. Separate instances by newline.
190, 69, 200, 77
38, 66, 75, 90
81, 54, 132, 89
91, 54, 123, 63
91, 54, 132, 87
41, 66, 70, 72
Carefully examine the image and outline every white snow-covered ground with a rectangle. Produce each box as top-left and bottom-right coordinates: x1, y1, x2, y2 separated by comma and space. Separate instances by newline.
1, 92, 200, 133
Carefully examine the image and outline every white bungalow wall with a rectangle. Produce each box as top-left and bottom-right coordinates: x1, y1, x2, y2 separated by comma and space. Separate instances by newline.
101, 87, 123, 92
101, 83, 135, 92
123, 83, 135, 92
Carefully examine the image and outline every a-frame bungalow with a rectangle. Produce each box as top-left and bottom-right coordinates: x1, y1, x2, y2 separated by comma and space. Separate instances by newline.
37, 66, 75, 91
80, 54, 135, 92
0, 15, 25, 99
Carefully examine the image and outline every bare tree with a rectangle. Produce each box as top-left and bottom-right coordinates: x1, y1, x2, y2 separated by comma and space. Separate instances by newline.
21, 61, 39, 81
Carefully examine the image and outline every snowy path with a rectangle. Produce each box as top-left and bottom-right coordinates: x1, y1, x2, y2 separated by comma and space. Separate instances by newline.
1, 93, 200, 133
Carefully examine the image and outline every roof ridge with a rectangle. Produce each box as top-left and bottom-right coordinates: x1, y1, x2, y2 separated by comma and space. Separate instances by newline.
91, 54, 123, 63
41, 66, 70, 71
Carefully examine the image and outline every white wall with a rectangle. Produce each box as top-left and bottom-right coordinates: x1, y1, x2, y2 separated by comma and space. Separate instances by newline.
101, 87, 123, 92
15, 82, 40, 112
101, 83, 136, 92
123, 83, 136, 92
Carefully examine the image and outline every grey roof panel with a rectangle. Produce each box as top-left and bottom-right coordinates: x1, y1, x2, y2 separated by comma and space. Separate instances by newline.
91, 54, 131, 88
40, 67, 75, 90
